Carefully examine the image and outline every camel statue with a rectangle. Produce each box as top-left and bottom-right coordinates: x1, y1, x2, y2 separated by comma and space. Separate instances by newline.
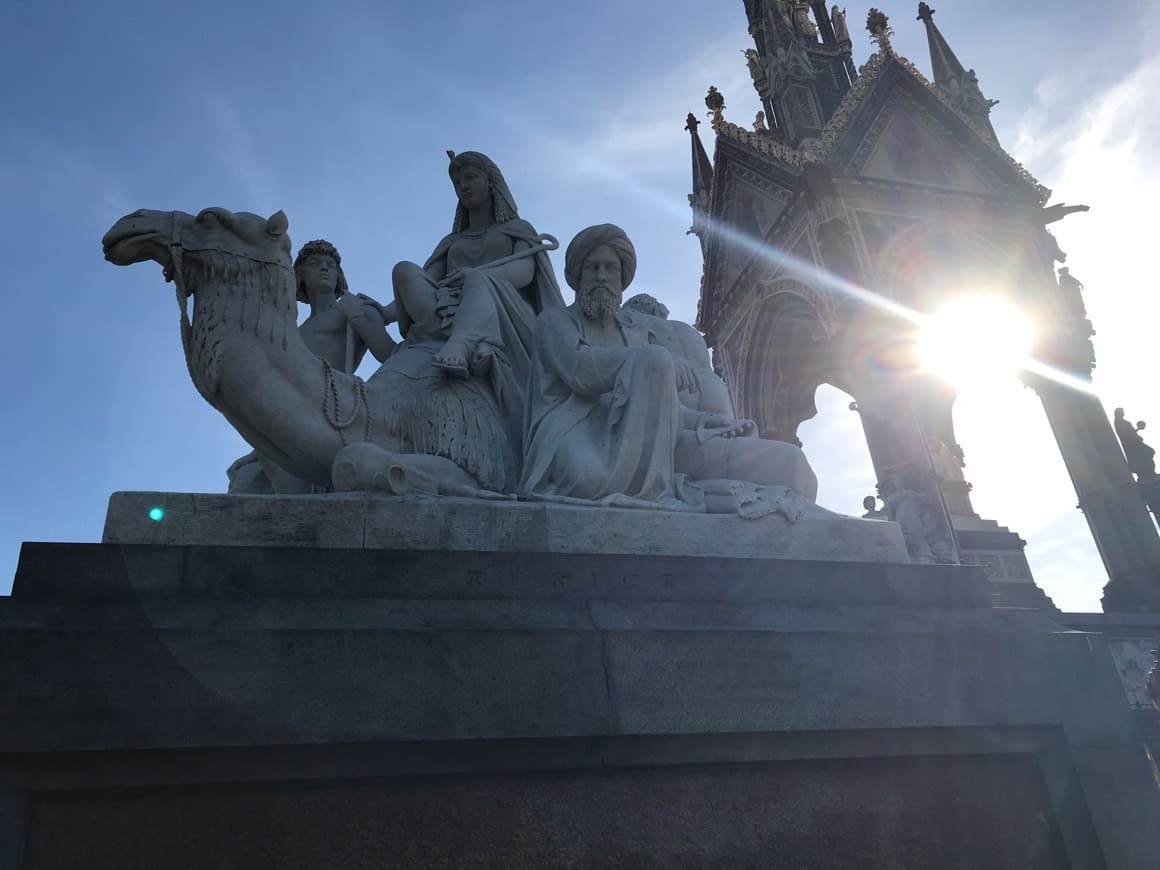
102, 207, 517, 496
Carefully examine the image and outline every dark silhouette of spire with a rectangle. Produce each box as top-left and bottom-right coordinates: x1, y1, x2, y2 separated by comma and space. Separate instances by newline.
686, 113, 714, 199
686, 113, 715, 251
916, 3, 999, 141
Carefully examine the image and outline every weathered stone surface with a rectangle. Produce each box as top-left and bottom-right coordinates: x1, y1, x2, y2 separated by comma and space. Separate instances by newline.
600, 627, 1142, 744
0, 627, 611, 751
15, 543, 983, 606
18, 755, 1070, 870
104, 491, 369, 549
104, 491, 911, 563
4, 541, 1160, 868
1070, 745, 1160, 870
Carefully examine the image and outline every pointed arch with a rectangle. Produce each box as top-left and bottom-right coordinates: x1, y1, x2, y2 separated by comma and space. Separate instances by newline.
736, 279, 837, 444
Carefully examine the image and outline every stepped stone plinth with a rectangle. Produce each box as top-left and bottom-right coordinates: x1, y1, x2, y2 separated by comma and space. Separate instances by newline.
2, 494, 1159, 868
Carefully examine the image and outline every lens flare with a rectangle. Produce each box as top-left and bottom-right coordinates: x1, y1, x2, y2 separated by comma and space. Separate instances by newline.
148, 506, 165, 522
918, 296, 1032, 389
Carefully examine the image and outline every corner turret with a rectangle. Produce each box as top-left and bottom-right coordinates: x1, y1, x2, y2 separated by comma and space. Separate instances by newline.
741, 0, 856, 147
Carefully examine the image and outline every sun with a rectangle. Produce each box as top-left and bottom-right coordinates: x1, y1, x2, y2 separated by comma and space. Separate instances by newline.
917, 296, 1033, 390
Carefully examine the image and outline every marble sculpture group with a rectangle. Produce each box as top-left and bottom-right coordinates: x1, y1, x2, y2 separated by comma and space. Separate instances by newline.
101, 151, 817, 519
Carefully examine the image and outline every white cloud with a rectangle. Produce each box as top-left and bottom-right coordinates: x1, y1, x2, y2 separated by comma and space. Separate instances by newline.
202, 93, 279, 215
0, 132, 132, 221
576, 35, 755, 174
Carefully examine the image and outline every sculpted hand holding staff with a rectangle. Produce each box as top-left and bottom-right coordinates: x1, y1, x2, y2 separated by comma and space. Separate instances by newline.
391, 151, 563, 381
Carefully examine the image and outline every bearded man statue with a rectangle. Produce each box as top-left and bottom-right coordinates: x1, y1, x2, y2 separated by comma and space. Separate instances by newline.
520, 224, 816, 508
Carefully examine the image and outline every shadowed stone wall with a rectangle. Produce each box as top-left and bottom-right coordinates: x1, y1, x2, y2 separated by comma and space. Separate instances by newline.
23, 754, 1067, 870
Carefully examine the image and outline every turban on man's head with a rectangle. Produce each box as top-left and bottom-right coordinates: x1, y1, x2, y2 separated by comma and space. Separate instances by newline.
564, 224, 637, 293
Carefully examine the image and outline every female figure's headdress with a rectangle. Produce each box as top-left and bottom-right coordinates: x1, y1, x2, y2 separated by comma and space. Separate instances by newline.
447, 150, 519, 232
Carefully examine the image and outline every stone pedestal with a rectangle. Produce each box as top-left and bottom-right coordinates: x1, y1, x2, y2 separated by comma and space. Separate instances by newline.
955, 518, 1057, 609
2, 495, 1159, 868
100, 491, 910, 563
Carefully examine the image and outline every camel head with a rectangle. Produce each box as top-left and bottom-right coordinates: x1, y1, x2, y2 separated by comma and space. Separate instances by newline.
102, 207, 291, 276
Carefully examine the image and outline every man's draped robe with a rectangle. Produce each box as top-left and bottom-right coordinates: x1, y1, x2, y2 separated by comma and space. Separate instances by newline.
519, 305, 687, 507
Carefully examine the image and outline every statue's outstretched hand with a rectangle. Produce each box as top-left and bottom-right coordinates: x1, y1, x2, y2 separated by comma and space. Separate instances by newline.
699, 414, 756, 441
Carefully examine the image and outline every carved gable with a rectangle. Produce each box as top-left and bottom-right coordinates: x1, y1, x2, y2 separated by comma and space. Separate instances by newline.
853, 92, 1007, 195
711, 162, 797, 300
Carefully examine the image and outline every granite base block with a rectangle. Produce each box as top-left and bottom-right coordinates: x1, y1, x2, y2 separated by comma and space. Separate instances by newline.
102, 491, 911, 563
3, 541, 1159, 868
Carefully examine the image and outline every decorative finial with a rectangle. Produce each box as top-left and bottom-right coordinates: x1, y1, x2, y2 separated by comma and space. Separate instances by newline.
866, 8, 892, 48
685, 112, 700, 134
705, 86, 726, 127
917, 2, 935, 22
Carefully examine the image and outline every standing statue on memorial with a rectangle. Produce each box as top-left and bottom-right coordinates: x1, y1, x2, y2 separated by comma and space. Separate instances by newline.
1115, 407, 1157, 480
1056, 266, 1087, 320
791, 1, 818, 38
1033, 203, 1089, 268
743, 48, 768, 97
753, 110, 769, 133
879, 475, 956, 564
520, 224, 817, 509
831, 5, 850, 42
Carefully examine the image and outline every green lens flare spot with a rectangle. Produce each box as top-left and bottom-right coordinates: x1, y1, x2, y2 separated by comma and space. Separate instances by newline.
148, 507, 165, 522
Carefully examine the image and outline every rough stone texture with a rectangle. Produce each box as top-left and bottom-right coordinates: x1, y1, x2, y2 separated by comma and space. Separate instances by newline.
11, 542, 990, 607
21, 755, 1066, 870
103, 491, 911, 563
3, 543, 1160, 868
1061, 612, 1160, 785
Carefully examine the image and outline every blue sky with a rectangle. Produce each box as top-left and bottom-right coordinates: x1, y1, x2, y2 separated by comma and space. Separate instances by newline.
1, 0, 1157, 609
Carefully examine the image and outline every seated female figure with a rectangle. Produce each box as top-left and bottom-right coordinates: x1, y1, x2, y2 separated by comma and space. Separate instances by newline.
391, 151, 563, 397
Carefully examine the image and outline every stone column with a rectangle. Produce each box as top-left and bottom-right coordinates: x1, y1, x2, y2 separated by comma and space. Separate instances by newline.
1032, 379, 1160, 611
838, 321, 961, 566
855, 379, 962, 565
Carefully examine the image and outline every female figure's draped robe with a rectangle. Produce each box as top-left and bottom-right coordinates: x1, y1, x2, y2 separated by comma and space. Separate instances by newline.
378, 218, 563, 492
